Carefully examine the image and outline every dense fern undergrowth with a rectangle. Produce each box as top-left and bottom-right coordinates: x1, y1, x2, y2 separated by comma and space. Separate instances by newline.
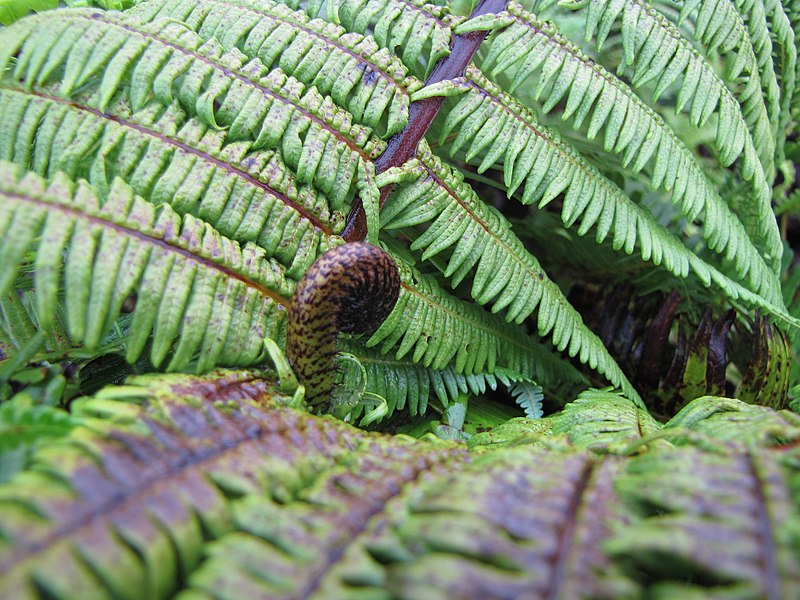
1, 0, 800, 597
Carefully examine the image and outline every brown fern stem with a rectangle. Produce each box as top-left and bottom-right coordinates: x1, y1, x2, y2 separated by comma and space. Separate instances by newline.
342, 0, 509, 242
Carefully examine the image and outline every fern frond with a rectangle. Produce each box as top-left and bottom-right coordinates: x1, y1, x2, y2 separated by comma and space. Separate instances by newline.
784, 0, 800, 109
0, 10, 384, 209
327, 0, 461, 77
666, 395, 800, 445
377, 144, 645, 404
430, 67, 785, 308
568, 0, 776, 176
551, 388, 662, 450
0, 393, 81, 481
3, 379, 797, 599
666, 0, 780, 138
0, 161, 292, 372
495, 369, 544, 419
471, 2, 782, 273
0, 85, 341, 278
668, 0, 796, 165
338, 340, 493, 418
608, 443, 800, 597
126, 0, 423, 137
569, 0, 782, 264
342, 331, 586, 419
362, 253, 624, 398
674, 0, 798, 162
761, 0, 798, 162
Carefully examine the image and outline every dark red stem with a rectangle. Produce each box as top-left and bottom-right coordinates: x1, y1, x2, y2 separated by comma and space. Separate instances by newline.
342, 0, 509, 242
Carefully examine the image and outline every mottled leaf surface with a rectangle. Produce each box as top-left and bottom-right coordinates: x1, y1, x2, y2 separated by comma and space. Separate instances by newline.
0, 373, 798, 599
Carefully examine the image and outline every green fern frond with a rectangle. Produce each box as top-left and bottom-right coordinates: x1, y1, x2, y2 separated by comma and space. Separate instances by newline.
665, 0, 780, 139
760, 0, 799, 161
338, 341, 494, 418
0, 161, 292, 372
608, 443, 800, 596
341, 331, 586, 419
567, 0, 776, 176
0, 84, 342, 273
0, 392, 81, 482
126, 0, 423, 137
470, 1, 782, 274
0, 85, 342, 278
0, 284, 91, 363
784, 0, 800, 109
0, 10, 384, 209
567, 0, 782, 266
495, 369, 544, 419
377, 145, 643, 404
362, 253, 626, 398
327, 0, 461, 77
429, 68, 786, 309
551, 387, 662, 450
669, 0, 796, 165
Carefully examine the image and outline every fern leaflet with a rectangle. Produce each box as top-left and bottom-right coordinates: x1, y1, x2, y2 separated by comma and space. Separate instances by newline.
0, 161, 292, 372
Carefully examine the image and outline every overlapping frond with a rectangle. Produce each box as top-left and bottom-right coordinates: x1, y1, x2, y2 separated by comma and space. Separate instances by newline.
784, 0, 800, 110
426, 68, 789, 311
1, 376, 799, 599
465, 2, 782, 275
0, 85, 339, 278
663, 0, 780, 139
670, 0, 796, 164
568, 0, 776, 175
342, 333, 586, 418
339, 340, 495, 417
0, 161, 292, 372
378, 144, 643, 404
362, 253, 621, 396
567, 0, 783, 262
126, 0, 423, 136
0, 9, 384, 209
0, 0, 795, 415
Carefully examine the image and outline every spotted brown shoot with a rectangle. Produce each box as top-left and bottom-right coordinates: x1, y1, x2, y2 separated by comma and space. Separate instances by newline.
286, 243, 401, 405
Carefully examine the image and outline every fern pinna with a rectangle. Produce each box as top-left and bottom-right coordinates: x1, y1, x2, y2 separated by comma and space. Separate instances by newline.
0, 0, 798, 420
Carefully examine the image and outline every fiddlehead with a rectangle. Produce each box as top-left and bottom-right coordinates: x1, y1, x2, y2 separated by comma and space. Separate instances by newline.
286, 242, 400, 404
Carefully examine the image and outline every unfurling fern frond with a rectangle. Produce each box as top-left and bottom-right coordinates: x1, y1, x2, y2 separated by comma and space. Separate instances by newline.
0, 161, 292, 372
126, 0, 423, 137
